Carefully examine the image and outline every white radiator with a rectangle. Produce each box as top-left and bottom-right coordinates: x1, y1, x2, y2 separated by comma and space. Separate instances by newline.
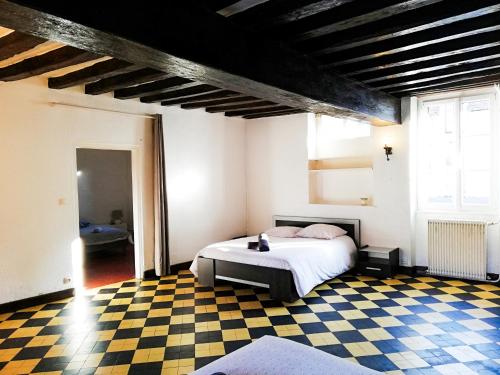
428, 220, 488, 281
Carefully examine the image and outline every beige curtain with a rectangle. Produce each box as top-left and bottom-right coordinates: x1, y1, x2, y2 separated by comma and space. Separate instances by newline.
153, 114, 170, 276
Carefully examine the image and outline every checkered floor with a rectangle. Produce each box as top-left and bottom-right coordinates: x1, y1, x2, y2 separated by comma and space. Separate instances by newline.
0, 271, 499, 375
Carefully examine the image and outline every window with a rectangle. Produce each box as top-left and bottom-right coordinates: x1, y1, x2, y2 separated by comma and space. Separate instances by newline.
417, 94, 496, 211
308, 114, 372, 160
316, 114, 371, 141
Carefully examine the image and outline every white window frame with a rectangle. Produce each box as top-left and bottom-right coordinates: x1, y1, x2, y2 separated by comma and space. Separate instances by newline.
417, 90, 499, 214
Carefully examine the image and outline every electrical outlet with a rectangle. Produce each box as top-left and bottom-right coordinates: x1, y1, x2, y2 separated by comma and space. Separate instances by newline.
63, 277, 72, 285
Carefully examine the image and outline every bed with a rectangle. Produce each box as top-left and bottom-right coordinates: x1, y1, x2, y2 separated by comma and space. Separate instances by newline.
80, 222, 130, 253
190, 216, 360, 302
192, 335, 379, 375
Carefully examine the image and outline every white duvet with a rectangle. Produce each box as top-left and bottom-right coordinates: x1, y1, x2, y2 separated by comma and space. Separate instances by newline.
190, 235, 357, 297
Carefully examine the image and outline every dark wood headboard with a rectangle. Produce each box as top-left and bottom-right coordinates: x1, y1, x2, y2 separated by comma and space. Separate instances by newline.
273, 215, 361, 248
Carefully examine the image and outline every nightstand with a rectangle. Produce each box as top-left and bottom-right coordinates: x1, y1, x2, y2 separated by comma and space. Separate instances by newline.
357, 246, 399, 278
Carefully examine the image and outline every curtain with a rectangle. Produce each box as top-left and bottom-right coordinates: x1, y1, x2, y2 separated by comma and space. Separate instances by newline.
153, 114, 170, 276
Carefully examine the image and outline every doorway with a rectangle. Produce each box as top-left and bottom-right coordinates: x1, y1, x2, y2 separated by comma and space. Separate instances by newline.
76, 148, 136, 289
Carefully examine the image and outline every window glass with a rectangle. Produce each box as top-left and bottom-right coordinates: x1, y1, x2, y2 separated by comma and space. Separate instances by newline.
418, 95, 494, 211
461, 98, 491, 206
421, 100, 458, 206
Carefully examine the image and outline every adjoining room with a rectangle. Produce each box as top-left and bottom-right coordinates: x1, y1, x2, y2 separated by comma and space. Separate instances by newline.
76, 148, 135, 289
0, 2, 499, 375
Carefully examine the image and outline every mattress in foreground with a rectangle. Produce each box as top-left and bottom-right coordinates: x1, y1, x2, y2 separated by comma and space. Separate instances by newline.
191, 335, 380, 375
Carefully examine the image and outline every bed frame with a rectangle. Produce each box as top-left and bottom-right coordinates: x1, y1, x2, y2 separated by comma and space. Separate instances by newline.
197, 216, 361, 302
84, 238, 129, 254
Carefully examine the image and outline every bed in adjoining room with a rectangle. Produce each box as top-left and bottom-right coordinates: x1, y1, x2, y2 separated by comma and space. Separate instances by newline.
79, 221, 130, 253
190, 216, 360, 301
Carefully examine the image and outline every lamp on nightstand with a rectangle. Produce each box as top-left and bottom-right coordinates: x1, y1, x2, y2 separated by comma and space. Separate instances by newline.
111, 209, 124, 224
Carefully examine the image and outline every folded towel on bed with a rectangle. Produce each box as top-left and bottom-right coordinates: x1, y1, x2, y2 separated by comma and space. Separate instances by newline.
247, 241, 259, 250
258, 233, 270, 252
247, 234, 270, 252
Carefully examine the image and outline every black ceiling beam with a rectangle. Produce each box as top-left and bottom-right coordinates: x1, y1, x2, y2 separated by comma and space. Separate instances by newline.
388, 67, 500, 94
225, 105, 292, 117
217, 0, 269, 17
201, 0, 239, 12
141, 85, 221, 103
297, 0, 500, 55
180, 95, 256, 109
85, 68, 171, 95
319, 12, 500, 66
114, 76, 194, 99
351, 45, 500, 82
0, 31, 46, 61
372, 57, 500, 90
243, 109, 306, 119
161, 90, 241, 106
331, 30, 500, 73
48, 58, 137, 89
0, 45, 99, 81
206, 100, 277, 113
0, 1, 400, 125
273, 0, 440, 42
393, 73, 500, 96
229, 0, 355, 29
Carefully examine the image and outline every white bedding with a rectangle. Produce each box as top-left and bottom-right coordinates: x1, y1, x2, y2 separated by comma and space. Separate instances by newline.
190, 235, 357, 297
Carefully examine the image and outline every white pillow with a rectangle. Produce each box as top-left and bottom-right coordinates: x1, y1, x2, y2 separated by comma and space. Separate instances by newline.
296, 224, 347, 240
265, 226, 302, 238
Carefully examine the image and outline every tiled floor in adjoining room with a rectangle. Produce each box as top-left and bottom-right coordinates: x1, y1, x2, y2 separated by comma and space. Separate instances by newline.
0, 271, 499, 374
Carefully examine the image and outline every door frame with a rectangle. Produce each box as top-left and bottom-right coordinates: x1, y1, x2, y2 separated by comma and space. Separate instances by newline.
72, 143, 145, 283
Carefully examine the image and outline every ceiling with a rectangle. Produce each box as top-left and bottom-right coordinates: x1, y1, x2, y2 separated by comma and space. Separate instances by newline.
0, 0, 499, 119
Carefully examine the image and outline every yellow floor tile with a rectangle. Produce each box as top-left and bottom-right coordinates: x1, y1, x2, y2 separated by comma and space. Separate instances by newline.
306, 332, 340, 346
344, 342, 381, 357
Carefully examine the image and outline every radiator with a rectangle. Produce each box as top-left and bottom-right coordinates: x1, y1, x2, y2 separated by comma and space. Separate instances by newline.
428, 220, 487, 281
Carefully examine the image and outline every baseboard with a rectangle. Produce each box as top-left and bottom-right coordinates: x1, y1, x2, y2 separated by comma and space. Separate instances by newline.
414, 266, 428, 276
0, 288, 74, 314
486, 273, 500, 283
143, 268, 159, 280
170, 261, 192, 274
142, 261, 192, 280
398, 265, 427, 276
397, 265, 414, 276
407, 266, 499, 284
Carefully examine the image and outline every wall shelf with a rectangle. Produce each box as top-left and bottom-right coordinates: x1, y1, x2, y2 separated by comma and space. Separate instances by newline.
310, 201, 375, 207
309, 157, 372, 171
308, 160, 374, 206
309, 167, 373, 173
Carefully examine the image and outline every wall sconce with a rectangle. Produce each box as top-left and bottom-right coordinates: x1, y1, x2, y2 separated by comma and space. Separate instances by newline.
383, 144, 393, 161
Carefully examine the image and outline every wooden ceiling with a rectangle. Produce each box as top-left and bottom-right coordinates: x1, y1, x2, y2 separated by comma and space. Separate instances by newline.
0, 0, 499, 120
217, 0, 500, 97
0, 26, 299, 120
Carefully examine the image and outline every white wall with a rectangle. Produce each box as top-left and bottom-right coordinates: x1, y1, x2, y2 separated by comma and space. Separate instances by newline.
77, 149, 134, 228
0, 77, 246, 304
246, 113, 413, 266
164, 107, 247, 265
